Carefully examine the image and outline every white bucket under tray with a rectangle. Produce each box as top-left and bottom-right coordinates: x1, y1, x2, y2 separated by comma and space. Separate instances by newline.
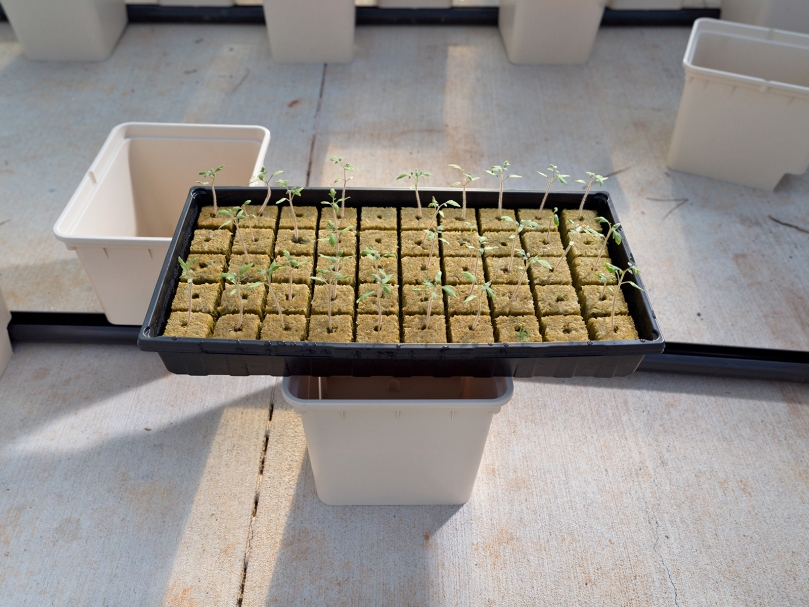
53, 122, 271, 325
283, 375, 514, 506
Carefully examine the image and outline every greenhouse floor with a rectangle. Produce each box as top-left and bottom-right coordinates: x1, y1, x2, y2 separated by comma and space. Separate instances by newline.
1, 19, 808, 607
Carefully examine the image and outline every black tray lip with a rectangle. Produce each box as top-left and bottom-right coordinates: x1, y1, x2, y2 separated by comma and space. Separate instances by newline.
138, 186, 665, 357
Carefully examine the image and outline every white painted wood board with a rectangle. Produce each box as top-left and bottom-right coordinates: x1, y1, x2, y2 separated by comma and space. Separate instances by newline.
242, 374, 809, 607
0, 343, 276, 606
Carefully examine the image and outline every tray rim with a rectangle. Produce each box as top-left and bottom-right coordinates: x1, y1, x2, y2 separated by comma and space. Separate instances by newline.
138, 186, 665, 360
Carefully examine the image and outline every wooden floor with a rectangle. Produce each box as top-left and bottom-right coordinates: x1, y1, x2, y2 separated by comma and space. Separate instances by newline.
0, 22, 807, 350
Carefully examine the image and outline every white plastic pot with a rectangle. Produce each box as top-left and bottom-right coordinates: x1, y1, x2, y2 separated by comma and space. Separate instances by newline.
499, 0, 606, 65
263, 0, 355, 63
283, 375, 514, 506
667, 19, 809, 190
53, 122, 271, 326
2, 0, 127, 62
0, 287, 11, 380
607, 0, 683, 9
721, 0, 809, 35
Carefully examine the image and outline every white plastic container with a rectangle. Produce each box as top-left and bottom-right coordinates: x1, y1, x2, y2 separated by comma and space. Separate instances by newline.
0, 287, 12, 380
722, 0, 809, 35
53, 122, 271, 325
263, 0, 355, 63
607, 0, 683, 9
2, 0, 127, 62
283, 375, 513, 506
498, 0, 606, 65
667, 19, 809, 190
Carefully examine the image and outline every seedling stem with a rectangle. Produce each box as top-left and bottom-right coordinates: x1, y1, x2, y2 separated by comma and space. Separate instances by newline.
449, 164, 480, 220
511, 251, 546, 302
500, 216, 538, 273
536, 165, 569, 219
330, 157, 354, 219
463, 273, 495, 331
605, 262, 643, 332
249, 166, 283, 217
357, 269, 394, 331
544, 207, 559, 245
259, 261, 285, 329
218, 201, 252, 262
280, 251, 309, 301
221, 264, 260, 331
463, 235, 498, 296
575, 172, 607, 220
197, 165, 224, 213
592, 217, 622, 271
275, 179, 304, 241
414, 272, 455, 330
396, 169, 431, 219
485, 161, 522, 212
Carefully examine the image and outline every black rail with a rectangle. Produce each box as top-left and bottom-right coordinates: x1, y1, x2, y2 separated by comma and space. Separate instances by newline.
8, 312, 806, 383
123, 5, 719, 27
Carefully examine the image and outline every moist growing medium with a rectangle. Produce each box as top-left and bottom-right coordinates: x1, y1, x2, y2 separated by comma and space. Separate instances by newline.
162, 198, 642, 344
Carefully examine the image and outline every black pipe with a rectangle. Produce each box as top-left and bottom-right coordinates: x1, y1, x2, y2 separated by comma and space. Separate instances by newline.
7, 312, 807, 383
8, 312, 140, 346
125, 5, 719, 27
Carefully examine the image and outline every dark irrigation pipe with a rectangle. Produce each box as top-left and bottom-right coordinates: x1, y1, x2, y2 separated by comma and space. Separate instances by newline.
121, 5, 720, 27
7, 312, 807, 383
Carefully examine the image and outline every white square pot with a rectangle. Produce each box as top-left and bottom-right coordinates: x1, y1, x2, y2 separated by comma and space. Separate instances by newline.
53, 122, 271, 325
499, 0, 606, 65
722, 0, 809, 35
283, 376, 513, 506
667, 19, 809, 190
607, 0, 683, 8
263, 0, 355, 63
2, 0, 127, 62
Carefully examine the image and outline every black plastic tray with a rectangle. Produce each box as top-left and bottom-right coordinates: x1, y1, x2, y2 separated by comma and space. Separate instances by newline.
138, 187, 664, 377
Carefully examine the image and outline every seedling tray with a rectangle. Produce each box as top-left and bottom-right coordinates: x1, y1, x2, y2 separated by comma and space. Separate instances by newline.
138, 187, 664, 377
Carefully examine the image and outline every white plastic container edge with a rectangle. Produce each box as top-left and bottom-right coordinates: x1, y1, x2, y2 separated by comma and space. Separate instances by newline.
53, 122, 271, 249
682, 19, 809, 100
283, 376, 514, 412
